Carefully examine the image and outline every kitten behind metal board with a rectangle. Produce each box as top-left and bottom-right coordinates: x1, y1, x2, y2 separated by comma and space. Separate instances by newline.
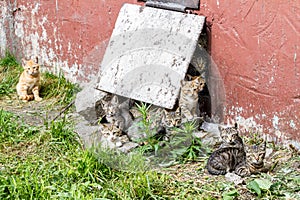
102, 95, 133, 132
179, 76, 205, 124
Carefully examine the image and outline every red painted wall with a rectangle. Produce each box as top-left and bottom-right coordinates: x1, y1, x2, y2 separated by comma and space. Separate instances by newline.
198, 0, 300, 143
0, 0, 299, 143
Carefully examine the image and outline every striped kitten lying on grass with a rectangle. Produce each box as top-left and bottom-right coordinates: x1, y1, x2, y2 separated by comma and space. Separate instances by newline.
206, 124, 267, 177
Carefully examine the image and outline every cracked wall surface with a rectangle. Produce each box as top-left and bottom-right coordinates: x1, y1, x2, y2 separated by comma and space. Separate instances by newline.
0, 0, 299, 143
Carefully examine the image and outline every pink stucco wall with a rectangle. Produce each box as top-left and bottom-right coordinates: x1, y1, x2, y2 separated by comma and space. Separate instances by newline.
0, 0, 299, 143
198, 0, 300, 143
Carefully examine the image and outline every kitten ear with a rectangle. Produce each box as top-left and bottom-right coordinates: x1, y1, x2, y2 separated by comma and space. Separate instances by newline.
186, 74, 192, 81
111, 95, 119, 104
34, 57, 38, 64
194, 76, 200, 82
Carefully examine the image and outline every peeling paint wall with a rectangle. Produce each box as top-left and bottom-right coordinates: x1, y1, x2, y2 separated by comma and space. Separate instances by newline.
0, 0, 141, 82
199, 0, 300, 143
0, 1, 7, 55
0, 0, 299, 143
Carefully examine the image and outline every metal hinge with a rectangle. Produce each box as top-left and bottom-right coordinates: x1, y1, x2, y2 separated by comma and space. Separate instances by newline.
138, 0, 200, 12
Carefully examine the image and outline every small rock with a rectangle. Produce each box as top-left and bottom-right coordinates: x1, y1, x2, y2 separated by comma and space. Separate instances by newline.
74, 120, 100, 149
193, 129, 220, 146
127, 120, 147, 142
265, 148, 273, 159
118, 142, 139, 153
201, 121, 220, 134
225, 172, 244, 185
75, 78, 107, 123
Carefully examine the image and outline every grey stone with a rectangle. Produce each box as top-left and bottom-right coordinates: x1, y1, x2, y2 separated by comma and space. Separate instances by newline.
75, 79, 107, 123
200, 121, 220, 135
127, 121, 148, 142
196, 121, 222, 146
225, 172, 244, 185
118, 142, 139, 153
193, 130, 221, 146
74, 119, 100, 149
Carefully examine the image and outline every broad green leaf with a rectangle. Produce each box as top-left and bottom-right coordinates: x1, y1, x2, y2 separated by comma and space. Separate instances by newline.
247, 180, 261, 197
222, 189, 239, 200
255, 178, 273, 190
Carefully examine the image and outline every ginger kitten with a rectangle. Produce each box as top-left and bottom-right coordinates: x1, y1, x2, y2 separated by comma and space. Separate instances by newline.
16, 58, 42, 102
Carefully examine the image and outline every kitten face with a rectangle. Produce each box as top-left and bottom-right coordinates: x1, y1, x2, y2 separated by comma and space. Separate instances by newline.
103, 103, 116, 119
102, 95, 119, 120
192, 76, 205, 91
162, 108, 181, 128
181, 81, 197, 96
219, 126, 240, 145
100, 123, 126, 147
181, 76, 205, 96
101, 124, 122, 137
246, 141, 266, 165
23, 59, 40, 76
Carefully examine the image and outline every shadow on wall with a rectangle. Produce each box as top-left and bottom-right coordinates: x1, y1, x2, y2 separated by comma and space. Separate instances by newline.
192, 22, 226, 123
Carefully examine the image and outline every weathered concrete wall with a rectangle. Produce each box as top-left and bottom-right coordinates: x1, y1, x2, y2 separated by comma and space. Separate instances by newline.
0, 0, 299, 143
198, 0, 300, 143
0, 0, 141, 82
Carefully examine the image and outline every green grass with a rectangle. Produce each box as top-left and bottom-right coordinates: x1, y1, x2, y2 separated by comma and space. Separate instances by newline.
0, 110, 169, 199
0, 52, 79, 105
1, 53, 299, 199
40, 72, 80, 105
0, 52, 22, 97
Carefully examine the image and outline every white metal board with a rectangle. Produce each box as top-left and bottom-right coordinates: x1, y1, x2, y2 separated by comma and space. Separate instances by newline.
97, 3, 205, 109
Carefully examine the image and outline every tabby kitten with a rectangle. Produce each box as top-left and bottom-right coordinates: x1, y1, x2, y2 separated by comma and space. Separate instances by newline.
161, 107, 181, 128
100, 123, 129, 148
219, 124, 244, 148
206, 146, 246, 175
102, 95, 133, 132
179, 76, 205, 123
158, 107, 182, 141
16, 58, 42, 102
235, 140, 267, 177
206, 125, 246, 175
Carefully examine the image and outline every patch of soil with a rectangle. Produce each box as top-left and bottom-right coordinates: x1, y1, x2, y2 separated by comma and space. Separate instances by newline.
0, 95, 64, 126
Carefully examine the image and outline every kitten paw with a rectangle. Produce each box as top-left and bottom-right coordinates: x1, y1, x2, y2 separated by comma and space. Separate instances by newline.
35, 97, 43, 102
